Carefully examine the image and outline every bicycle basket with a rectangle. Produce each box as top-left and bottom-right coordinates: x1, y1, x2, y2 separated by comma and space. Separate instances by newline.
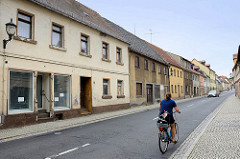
156, 118, 169, 128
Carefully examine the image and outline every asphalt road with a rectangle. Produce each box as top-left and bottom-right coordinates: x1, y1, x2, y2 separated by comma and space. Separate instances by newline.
0, 90, 234, 159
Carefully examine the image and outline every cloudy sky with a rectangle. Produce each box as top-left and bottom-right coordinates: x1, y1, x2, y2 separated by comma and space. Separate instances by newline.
78, 0, 240, 77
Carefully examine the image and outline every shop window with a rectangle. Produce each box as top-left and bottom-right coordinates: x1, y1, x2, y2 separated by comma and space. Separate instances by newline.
54, 75, 70, 109
9, 71, 33, 113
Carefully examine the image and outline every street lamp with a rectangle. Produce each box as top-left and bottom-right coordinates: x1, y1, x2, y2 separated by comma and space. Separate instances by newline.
3, 18, 16, 49
1, 19, 16, 124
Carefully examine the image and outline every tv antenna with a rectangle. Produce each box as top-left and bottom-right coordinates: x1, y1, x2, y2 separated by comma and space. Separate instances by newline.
145, 29, 159, 43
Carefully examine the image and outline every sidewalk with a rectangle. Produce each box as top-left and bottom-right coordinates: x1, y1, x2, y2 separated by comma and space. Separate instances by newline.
0, 96, 202, 143
170, 94, 240, 159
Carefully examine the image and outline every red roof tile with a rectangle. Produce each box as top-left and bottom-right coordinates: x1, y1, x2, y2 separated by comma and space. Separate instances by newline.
148, 43, 181, 68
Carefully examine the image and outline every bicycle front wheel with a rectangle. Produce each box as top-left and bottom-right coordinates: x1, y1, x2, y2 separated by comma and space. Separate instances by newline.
159, 130, 169, 154
175, 123, 179, 142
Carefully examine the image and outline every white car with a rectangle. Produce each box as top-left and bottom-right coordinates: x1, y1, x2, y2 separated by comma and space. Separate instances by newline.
208, 90, 219, 97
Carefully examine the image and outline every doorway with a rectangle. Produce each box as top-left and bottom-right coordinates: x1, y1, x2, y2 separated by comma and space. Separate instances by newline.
37, 73, 50, 112
146, 84, 153, 104
80, 77, 92, 112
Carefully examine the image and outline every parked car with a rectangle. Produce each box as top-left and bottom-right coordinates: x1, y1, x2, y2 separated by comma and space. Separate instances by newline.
208, 90, 219, 97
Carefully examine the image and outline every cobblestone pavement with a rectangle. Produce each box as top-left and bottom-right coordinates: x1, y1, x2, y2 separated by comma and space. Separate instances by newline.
170, 94, 240, 159
0, 96, 203, 143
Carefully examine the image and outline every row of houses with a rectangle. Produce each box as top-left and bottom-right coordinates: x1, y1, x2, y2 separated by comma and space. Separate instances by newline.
0, 0, 224, 128
233, 47, 240, 98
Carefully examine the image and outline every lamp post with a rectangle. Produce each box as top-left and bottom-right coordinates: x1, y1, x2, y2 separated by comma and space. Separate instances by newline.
1, 19, 16, 124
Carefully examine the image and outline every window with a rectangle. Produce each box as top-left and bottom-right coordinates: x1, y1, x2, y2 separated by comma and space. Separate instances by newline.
175, 85, 177, 93
102, 42, 108, 59
9, 71, 33, 113
17, 11, 33, 39
158, 65, 161, 73
174, 69, 176, 76
52, 24, 63, 48
135, 56, 140, 68
144, 59, 148, 70
54, 75, 70, 109
136, 82, 143, 96
81, 34, 89, 55
103, 79, 110, 96
180, 71, 182, 78
171, 68, 173, 76
181, 86, 183, 93
155, 85, 160, 99
164, 67, 167, 74
177, 70, 179, 77
117, 80, 123, 96
152, 62, 155, 72
116, 47, 122, 63
171, 85, 173, 93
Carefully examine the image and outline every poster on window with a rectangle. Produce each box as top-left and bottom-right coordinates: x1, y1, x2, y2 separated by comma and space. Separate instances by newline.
18, 97, 25, 102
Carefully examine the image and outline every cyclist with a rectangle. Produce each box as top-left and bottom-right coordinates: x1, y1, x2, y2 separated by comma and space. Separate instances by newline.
159, 92, 181, 143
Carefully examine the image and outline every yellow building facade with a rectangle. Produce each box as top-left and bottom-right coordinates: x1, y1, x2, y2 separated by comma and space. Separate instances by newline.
169, 66, 184, 99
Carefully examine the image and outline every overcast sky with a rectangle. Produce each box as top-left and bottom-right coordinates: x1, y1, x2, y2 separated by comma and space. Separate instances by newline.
78, 0, 240, 77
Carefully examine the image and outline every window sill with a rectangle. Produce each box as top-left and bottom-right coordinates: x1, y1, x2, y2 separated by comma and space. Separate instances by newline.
49, 45, 67, 52
13, 36, 37, 45
8, 109, 34, 115
136, 95, 143, 98
116, 62, 124, 66
117, 95, 125, 98
102, 58, 111, 63
79, 52, 92, 58
102, 95, 112, 99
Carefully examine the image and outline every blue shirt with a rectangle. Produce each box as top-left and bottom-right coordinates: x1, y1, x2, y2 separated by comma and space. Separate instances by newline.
160, 99, 177, 115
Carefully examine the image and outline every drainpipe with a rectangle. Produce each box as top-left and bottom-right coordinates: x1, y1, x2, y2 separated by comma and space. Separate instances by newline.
1, 48, 6, 124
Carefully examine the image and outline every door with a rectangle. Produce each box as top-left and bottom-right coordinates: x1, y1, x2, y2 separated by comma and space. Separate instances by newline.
37, 75, 43, 109
146, 84, 153, 104
80, 77, 92, 112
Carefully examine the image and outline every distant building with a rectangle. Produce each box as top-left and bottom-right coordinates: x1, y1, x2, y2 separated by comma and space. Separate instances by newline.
232, 50, 240, 98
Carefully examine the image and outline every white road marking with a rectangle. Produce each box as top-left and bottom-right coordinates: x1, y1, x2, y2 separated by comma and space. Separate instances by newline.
45, 147, 79, 159
81, 143, 90, 147
59, 147, 79, 155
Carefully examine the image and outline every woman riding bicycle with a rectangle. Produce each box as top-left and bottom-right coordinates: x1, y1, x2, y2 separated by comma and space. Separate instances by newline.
159, 92, 181, 143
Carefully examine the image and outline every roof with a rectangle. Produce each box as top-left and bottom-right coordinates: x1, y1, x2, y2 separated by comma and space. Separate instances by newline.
148, 43, 181, 68
27, 0, 129, 44
104, 19, 168, 65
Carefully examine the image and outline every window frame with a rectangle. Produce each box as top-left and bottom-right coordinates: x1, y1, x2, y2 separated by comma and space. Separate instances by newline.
136, 82, 143, 97
102, 42, 109, 60
80, 33, 91, 57
152, 62, 155, 72
53, 74, 71, 110
117, 80, 125, 98
102, 78, 112, 99
116, 47, 123, 65
144, 59, 148, 70
135, 56, 140, 68
8, 70, 34, 114
51, 22, 64, 49
158, 65, 161, 74
16, 9, 34, 40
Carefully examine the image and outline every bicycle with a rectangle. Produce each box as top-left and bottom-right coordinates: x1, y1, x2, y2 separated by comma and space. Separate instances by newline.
156, 111, 179, 154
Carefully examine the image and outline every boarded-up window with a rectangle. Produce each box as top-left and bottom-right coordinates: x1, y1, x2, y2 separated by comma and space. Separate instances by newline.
155, 85, 160, 99
136, 82, 142, 96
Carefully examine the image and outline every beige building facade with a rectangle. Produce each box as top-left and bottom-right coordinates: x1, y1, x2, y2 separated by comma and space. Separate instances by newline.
0, 0, 130, 127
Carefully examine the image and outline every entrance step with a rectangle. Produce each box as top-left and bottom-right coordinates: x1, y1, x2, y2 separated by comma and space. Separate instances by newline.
38, 109, 50, 119
80, 108, 91, 115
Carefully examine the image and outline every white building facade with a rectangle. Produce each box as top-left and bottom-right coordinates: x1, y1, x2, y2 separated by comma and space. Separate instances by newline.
0, 0, 130, 127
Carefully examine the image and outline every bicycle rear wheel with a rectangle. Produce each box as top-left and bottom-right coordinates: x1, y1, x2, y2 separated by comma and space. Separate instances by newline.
159, 130, 169, 154
175, 123, 179, 142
